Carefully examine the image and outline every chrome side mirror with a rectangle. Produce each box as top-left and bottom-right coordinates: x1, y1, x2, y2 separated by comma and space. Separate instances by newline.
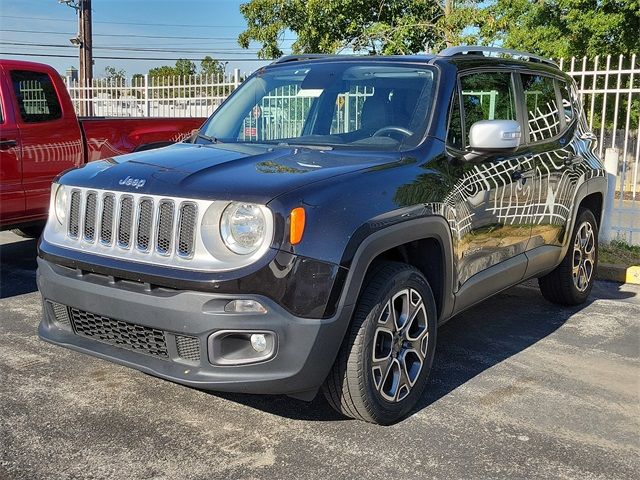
468, 119, 521, 152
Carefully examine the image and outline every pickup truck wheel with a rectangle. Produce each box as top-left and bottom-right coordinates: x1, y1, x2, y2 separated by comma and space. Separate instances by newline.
538, 208, 598, 305
323, 262, 437, 425
11, 223, 44, 239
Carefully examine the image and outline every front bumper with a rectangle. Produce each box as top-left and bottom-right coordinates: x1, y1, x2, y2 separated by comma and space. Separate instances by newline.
37, 257, 349, 396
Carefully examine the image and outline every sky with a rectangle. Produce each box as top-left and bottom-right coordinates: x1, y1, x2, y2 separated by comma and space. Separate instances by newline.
0, 0, 295, 77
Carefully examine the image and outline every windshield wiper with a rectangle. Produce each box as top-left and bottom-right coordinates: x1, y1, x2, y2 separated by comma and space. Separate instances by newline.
276, 142, 333, 150
193, 132, 220, 144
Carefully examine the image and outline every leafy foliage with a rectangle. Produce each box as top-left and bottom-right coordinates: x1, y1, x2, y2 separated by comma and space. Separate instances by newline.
103, 66, 125, 81
201, 56, 224, 76
149, 59, 198, 78
238, 0, 639, 58
238, 0, 484, 58
479, 0, 640, 58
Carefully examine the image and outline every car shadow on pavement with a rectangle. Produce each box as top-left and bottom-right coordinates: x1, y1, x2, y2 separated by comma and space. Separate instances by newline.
0, 235, 38, 299
212, 281, 636, 423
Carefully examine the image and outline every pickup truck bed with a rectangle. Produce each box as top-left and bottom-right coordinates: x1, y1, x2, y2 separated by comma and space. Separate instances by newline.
80, 117, 201, 161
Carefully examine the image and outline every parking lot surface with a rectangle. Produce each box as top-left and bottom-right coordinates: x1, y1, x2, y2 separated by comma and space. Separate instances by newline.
1, 231, 638, 480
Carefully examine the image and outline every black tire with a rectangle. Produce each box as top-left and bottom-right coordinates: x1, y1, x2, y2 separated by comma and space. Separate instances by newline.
538, 208, 598, 305
11, 223, 44, 239
323, 262, 438, 425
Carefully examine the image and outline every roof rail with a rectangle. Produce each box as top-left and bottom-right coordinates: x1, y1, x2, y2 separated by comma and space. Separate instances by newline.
438, 46, 558, 68
272, 54, 337, 64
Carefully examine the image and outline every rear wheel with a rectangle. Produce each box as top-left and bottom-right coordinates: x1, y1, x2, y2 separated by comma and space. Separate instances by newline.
538, 208, 598, 305
323, 262, 437, 425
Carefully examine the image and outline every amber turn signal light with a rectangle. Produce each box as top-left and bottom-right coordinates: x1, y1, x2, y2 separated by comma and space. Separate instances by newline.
290, 207, 305, 245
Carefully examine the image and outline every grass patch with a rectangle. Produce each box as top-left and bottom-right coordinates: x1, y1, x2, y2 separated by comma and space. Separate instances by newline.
599, 240, 640, 268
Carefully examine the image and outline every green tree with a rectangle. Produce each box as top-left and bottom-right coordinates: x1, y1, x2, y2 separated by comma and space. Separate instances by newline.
238, 0, 484, 58
103, 65, 125, 82
175, 58, 197, 76
201, 56, 224, 76
102, 66, 126, 98
148, 65, 177, 78
478, 0, 640, 58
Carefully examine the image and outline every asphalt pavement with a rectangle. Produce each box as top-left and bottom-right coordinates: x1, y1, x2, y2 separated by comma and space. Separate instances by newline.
0, 230, 638, 480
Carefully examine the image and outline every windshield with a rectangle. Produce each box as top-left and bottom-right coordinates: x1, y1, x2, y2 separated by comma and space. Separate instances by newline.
200, 62, 437, 151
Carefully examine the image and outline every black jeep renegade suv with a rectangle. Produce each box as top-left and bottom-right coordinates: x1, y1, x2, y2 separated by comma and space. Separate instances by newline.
38, 47, 606, 424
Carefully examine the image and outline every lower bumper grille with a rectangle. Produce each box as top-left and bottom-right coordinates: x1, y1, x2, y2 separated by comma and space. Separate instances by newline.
48, 302, 203, 362
68, 307, 169, 358
175, 335, 201, 362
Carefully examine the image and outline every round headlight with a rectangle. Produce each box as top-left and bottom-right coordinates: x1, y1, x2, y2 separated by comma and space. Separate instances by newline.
220, 202, 266, 254
54, 185, 69, 225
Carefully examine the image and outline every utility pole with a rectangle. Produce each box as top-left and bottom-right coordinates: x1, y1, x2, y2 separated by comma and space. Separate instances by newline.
62, 0, 93, 115
79, 0, 93, 116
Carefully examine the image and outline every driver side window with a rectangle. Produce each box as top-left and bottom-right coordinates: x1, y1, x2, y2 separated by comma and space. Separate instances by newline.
460, 71, 516, 148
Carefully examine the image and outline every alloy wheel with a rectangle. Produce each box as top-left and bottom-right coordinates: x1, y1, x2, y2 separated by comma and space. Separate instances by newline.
371, 288, 429, 402
572, 221, 596, 292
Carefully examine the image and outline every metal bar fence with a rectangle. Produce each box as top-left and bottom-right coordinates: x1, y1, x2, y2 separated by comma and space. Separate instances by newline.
560, 55, 640, 244
65, 56, 640, 243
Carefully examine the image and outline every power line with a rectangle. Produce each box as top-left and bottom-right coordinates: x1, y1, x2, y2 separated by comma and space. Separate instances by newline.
0, 51, 271, 62
2, 14, 244, 28
1, 28, 296, 42
0, 41, 270, 55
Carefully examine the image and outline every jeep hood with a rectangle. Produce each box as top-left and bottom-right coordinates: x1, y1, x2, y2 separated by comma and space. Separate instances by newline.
60, 142, 400, 202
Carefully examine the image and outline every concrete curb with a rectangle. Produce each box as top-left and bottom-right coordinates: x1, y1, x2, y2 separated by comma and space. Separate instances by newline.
597, 263, 640, 285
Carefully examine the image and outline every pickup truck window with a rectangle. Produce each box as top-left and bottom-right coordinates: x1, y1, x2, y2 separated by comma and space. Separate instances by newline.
10, 70, 62, 123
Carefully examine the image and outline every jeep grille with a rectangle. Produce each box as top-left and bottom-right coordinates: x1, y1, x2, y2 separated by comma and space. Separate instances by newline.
48, 186, 273, 272
64, 188, 198, 260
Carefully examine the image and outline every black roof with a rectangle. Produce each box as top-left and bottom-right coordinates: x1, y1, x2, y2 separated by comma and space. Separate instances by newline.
267, 49, 566, 79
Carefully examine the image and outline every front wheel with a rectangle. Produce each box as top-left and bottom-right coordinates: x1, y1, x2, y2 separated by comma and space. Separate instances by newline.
323, 262, 437, 424
11, 223, 44, 239
538, 208, 598, 305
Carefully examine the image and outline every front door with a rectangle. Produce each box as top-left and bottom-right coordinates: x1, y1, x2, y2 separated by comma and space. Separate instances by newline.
447, 70, 533, 288
0, 70, 24, 225
8, 67, 83, 219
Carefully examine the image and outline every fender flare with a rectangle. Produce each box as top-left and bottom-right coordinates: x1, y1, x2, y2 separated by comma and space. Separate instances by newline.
560, 175, 607, 259
334, 215, 456, 324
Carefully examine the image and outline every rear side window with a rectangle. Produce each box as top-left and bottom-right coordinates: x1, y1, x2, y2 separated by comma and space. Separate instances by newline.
521, 74, 560, 142
10, 70, 62, 123
460, 72, 516, 147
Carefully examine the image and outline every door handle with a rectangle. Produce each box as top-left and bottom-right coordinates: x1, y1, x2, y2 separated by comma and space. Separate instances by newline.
0, 139, 18, 150
511, 168, 534, 182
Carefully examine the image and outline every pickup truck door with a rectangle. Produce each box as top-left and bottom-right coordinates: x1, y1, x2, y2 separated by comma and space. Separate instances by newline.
7, 67, 83, 220
0, 67, 24, 224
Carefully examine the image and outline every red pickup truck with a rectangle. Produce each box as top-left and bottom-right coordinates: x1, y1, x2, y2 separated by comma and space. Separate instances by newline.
0, 59, 204, 237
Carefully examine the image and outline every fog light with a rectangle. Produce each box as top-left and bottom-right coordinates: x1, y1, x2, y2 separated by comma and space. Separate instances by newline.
250, 333, 267, 352
224, 299, 267, 314
208, 330, 276, 365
